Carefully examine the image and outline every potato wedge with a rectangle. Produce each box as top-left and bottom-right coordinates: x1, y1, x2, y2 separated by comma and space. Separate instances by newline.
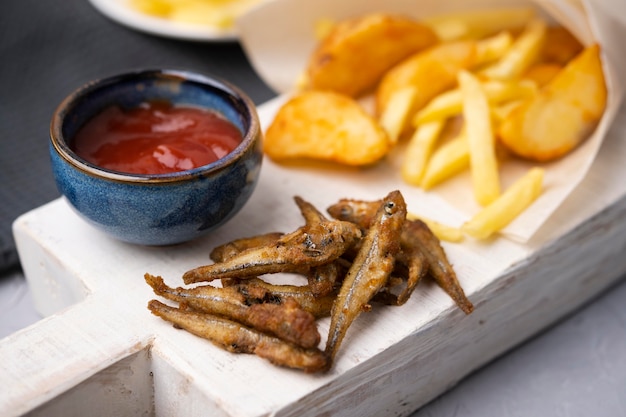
314, 17, 337, 40
462, 167, 544, 239
498, 44, 607, 162
305, 13, 438, 97
264, 91, 391, 166
541, 25, 583, 65
522, 62, 562, 87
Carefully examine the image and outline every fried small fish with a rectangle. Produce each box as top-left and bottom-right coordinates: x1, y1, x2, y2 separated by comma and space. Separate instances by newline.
238, 278, 335, 319
210, 232, 285, 286
145, 273, 320, 349
183, 196, 362, 285
374, 247, 428, 306
148, 300, 328, 373
404, 219, 473, 314
328, 198, 473, 314
325, 190, 407, 364
210, 232, 285, 263
294, 196, 350, 297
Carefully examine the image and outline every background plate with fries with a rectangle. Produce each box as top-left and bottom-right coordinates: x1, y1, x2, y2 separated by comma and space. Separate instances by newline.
88, 0, 264, 41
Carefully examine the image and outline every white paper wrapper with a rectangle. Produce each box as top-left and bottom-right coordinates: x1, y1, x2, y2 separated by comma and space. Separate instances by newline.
237, 0, 623, 243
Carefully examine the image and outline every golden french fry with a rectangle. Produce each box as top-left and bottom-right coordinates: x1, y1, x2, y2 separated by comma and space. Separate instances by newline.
134, 0, 262, 28
377, 31, 517, 127
458, 70, 500, 206
264, 91, 391, 166
379, 87, 418, 144
491, 100, 524, 125
414, 89, 466, 124
484, 79, 538, 102
423, 7, 536, 41
498, 44, 607, 162
171, 4, 234, 28
415, 79, 537, 124
407, 212, 464, 242
480, 18, 547, 80
401, 119, 445, 185
420, 132, 469, 190
474, 31, 513, 65
462, 167, 544, 239
129, 0, 171, 17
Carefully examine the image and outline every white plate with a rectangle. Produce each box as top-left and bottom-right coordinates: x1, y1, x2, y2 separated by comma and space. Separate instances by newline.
88, 0, 238, 42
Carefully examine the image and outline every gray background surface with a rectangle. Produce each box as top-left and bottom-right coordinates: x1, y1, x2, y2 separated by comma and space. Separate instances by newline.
1, 0, 625, 415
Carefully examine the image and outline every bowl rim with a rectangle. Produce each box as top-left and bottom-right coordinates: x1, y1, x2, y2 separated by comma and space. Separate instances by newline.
50, 68, 261, 184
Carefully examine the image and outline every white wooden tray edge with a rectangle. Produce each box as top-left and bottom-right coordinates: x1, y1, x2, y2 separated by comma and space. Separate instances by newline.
2, 101, 626, 416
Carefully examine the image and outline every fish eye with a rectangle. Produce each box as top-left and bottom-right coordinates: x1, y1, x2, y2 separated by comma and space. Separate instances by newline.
384, 201, 395, 214
340, 206, 353, 218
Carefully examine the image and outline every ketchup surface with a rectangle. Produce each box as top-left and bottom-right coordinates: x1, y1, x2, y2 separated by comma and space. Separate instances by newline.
72, 101, 243, 175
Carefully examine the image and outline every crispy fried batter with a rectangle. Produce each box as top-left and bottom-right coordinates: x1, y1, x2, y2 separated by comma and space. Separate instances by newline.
239, 278, 335, 319
148, 300, 328, 373
305, 260, 347, 298
247, 298, 320, 349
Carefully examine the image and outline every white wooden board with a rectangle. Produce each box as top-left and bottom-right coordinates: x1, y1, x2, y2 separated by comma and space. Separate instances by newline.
2, 98, 626, 417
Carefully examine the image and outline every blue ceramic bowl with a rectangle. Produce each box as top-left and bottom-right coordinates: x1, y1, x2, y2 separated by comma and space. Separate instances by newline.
50, 69, 263, 245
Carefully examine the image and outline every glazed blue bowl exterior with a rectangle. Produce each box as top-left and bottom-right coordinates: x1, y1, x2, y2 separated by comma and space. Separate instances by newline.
50, 69, 263, 245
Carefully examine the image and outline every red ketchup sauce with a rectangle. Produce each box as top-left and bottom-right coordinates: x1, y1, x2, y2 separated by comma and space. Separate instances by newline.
72, 101, 243, 175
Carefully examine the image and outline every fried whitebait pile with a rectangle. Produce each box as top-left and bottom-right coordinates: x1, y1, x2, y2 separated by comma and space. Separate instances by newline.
146, 190, 473, 373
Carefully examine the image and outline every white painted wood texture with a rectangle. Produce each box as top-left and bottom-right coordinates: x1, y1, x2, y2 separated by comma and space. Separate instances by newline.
2, 98, 626, 417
